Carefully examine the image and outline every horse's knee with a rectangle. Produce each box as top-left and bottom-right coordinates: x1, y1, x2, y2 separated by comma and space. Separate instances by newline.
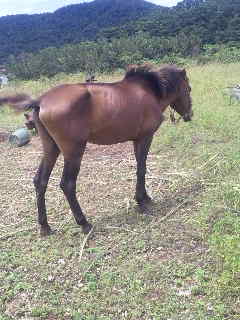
33, 174, 48, 194
33, 174, 40, 190
60, 178, 75, 196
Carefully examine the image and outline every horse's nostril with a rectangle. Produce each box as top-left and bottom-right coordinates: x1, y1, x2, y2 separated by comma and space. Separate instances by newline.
183, 113, 192, 122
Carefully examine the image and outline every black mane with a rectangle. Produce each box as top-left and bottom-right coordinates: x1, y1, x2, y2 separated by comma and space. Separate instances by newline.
124, 64, 182, 98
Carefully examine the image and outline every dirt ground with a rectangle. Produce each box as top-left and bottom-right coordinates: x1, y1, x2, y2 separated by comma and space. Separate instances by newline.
0, 132, 214, 319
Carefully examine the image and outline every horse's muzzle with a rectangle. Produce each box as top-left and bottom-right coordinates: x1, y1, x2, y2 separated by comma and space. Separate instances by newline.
183, 111, 193, 122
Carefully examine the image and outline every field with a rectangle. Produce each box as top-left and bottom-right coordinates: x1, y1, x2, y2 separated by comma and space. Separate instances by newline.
0, 63, 240, 320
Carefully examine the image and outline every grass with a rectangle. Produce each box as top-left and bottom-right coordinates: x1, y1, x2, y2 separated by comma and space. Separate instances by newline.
0, 62, 240, 319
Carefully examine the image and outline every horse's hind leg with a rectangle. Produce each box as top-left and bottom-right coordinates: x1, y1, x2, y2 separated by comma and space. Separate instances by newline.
33, 119, 60, 236
60, 142, 92, 234
133, 134, 153, 205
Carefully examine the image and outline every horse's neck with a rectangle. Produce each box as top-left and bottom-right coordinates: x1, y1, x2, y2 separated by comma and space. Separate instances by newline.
159, 93, 177, 112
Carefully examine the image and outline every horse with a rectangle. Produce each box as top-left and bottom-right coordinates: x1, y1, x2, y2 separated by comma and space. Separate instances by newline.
24, 111, 37, 132
0, 64, 193, 237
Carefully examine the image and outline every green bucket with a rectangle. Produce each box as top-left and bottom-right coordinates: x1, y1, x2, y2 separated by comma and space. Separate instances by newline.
9, 128, 31, 147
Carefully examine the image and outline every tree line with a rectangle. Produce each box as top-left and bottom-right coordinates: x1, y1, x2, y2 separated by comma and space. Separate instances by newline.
6, 32, 203, 79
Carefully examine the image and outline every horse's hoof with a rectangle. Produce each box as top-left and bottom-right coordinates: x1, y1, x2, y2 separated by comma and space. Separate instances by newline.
82, 223, 93, 235
137, 196, 155, 215
136, 195, 152, 206
40, 225, 55, 237
143, 195, 152, 204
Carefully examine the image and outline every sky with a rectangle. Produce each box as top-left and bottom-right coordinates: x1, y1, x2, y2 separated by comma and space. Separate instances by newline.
0, 0, 180, 17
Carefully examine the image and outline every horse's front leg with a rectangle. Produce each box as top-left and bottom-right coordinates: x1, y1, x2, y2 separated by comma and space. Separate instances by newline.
133, 134, 154, 205
60, 142, 92, 234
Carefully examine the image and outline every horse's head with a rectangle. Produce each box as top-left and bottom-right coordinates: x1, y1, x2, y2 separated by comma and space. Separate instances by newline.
24, 112, 36, 130
170, 69, 193, 122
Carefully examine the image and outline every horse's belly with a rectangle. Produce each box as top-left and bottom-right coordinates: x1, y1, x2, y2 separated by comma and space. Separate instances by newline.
88, 134, 134, 145
88, 126, 136, 145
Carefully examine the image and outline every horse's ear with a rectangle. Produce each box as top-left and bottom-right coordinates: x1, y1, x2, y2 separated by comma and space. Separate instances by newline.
180, 68, 187, 78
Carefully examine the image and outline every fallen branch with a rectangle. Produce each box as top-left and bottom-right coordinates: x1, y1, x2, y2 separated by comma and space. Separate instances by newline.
158, 198, 190, 223
78, 227, 94, 264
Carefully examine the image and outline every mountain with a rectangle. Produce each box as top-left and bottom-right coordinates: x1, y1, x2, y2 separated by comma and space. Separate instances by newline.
0, 0, 160, 63
0, 0, 240, 65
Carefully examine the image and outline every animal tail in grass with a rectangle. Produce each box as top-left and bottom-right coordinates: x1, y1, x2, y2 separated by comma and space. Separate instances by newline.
0, 94, 39, 112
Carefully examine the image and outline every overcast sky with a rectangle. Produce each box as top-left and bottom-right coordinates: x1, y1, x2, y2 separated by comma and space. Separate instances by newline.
0, 0, 180, 17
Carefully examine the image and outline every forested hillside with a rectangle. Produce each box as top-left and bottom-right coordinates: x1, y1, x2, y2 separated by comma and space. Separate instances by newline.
0, 0, 158, 63
114, 0, 240, 44
1, 0, 240, 79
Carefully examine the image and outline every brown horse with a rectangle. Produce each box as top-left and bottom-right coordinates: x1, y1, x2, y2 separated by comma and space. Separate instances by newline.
0, 64, 193, 236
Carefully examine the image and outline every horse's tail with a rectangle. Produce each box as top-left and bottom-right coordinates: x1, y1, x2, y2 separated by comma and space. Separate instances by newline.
0, 94, 40, 112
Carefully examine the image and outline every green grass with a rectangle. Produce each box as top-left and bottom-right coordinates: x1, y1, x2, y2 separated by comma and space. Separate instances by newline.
0, 63, 240, 319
